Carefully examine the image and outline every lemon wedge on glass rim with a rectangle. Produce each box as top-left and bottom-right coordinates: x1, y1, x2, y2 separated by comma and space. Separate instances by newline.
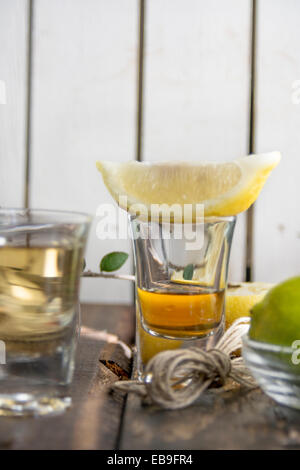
96, 152, 280, 219
96, 153, 279, 360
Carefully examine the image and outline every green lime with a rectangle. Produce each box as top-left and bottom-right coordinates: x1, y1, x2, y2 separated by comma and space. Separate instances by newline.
249, 276, 300, 347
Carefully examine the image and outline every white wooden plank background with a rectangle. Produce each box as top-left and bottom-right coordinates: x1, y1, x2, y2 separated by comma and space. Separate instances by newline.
29, 0, 138, 302
254, 0, 300, 283
0, 0, 28, 207
143, 0, 251, 282
1, 0, 299, 302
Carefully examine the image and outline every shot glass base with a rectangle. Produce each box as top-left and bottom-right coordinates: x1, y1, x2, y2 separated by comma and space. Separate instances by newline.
0, 393, 71, 417
136, 320, 224, 381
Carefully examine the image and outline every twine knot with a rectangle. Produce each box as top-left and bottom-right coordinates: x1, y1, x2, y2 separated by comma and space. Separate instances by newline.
112, 317, 256, 410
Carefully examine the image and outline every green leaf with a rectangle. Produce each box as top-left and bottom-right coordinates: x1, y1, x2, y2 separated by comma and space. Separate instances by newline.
183, 264, 194, 280
100, 252, 129, 272
82, 258, 86, 272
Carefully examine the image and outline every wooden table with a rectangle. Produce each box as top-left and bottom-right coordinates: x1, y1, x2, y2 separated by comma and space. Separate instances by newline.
1, 303, 300, 450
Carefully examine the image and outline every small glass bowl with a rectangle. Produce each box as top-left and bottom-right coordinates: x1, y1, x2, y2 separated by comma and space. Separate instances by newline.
242, 334, 300, 409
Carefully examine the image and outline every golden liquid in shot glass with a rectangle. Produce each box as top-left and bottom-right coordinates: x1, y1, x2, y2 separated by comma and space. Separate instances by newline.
137, 281, 225, 339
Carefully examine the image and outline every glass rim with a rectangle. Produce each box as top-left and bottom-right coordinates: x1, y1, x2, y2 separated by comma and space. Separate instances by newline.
242, 333, 295, 354
0, 208, 92, 225
129, 213, 236, 224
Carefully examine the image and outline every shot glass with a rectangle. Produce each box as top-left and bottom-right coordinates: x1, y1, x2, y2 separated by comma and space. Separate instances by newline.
0, 209, 91, 416
130, 215, 236, 378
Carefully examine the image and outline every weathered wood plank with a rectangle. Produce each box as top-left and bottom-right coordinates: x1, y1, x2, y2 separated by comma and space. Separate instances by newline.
0, 303, 135, 450
120, 380, 300, 450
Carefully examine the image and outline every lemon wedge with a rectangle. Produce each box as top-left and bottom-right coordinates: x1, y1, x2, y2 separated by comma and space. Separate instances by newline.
226, 282, 273, 329
96, 152, 280, 218
137, 322, 183, 365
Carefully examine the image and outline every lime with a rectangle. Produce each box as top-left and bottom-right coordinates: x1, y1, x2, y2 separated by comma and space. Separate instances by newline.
249, 276, 300, 347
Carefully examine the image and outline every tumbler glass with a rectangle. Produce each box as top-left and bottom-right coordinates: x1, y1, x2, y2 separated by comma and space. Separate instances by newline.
0, 209, 91, 416
130, 215, 236, 378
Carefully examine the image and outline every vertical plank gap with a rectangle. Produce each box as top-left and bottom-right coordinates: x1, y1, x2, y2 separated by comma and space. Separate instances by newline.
24, 0, 34, 209
136, 0, 145, 162
132, 0, 146, 302
246, 0, 257, 282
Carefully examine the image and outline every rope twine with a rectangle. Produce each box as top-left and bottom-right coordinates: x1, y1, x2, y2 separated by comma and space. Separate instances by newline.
111, 317, 257, 410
